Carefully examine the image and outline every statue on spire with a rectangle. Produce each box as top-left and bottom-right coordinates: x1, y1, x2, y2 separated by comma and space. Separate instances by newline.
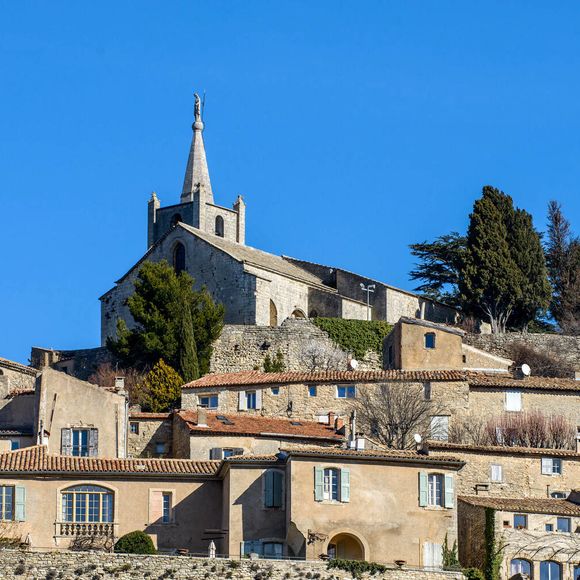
194, 92, 202, 122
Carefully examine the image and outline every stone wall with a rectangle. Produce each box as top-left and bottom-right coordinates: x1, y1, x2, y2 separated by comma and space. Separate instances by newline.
127, 416, 173, 458
0, 550, 465, 580
464, 333, 580, 373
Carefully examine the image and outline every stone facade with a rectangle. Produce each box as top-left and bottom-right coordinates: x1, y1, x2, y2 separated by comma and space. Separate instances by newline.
127, 414, 173, 458
0, 358, 37, 397
0, 551, 465, 580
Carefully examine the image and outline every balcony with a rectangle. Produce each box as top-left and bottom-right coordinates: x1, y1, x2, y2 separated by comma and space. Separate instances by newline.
56, 522, 116, 538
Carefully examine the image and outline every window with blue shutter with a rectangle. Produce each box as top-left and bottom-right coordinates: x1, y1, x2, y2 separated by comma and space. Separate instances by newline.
263, 470, 284, 508
419, 472, 428, 507
14, 486, 26, 522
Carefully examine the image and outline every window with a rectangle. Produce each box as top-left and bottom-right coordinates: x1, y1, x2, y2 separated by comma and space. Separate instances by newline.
308, 385, 317, 397
336, 385, 356, 399
546, 523, 554, 531
264, 470, 284, 508
210, 447, 243, 459
246, 391, 257, 409
557, 517, 571, 533
215, 215, 224, 237
162, 493, 172, 524
430, 416, 449, 441
129, 422, 139, 435
10, 440, 20, 451
428, 474, 443, 507
540, 561, 561, 580
551, 491, 568, 499
0, 486, 14, 521
574, 566, 580, 580
155, 442, 166, 455
61, 428, 98, 457
505, 390, 522, 412
514, 514, 528, 529
61, 485, 113, 523
511, 560, 532, 577
541, 458, 563, 475
388, 345, 394, 367
173, 242, 186, 274
271, 387, 279, 396
490, 464, 503, 482
424, 382, 431, 401
314, 467, 350, 503
423, 542, 443, 568
424, 333, 436, 349
199, 395, 218, 409
262, 542, 283, 559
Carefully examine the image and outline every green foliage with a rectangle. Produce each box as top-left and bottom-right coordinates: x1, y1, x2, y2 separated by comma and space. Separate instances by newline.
409, 232, 467, 305
483, 508, 503, 580
263, 350, 286, 372
326, 559, 387, 578
139, 359, 183, 413
312, 318, 393, 359
107, 260, 224, 380
442, 533, 459, 569
114, 530, 156, 554
463, 568, 485, 580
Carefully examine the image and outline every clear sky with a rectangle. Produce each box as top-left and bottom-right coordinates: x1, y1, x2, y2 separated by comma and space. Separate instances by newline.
1, 2, 579, 365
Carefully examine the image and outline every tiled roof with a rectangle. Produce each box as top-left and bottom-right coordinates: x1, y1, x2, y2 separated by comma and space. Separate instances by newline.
0, 357, 37, 376
468, 374, 580, 392
129, 412, 172, 420
429, 441, 580, 459
176, 410, 343, 441
459, 495, 580, 517
184, 369, 470, 389
0, 446, 220, 476
7, 389, 35, 398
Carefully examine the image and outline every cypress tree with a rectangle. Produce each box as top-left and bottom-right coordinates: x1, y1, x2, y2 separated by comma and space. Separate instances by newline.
177, 302, 200, 382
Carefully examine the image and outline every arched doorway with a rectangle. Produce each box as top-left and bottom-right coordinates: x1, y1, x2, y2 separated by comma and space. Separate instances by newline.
291, 309, 306, 319
215, 215, 224, 237
327, 532, 365, 561
269, 300, 278, 327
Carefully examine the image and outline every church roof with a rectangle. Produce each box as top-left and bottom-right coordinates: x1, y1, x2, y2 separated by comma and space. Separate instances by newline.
178, 224, 332, 289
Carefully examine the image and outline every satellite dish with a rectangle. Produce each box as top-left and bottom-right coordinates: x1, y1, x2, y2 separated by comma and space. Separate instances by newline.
521, 363, 531, 377
349, 359, 359, 370
413, 433, 422, 444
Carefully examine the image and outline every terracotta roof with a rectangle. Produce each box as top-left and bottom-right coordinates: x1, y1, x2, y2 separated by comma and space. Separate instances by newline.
460, 495, 580, 517
176, 410, 344, 441
0, 357, 37, 376
7, 389, 35, 398
129, 412, 172, 420
184, 369, 471, 389
0, 446, 219, 477
468, 374, 580, 392
429, 441, 580, 459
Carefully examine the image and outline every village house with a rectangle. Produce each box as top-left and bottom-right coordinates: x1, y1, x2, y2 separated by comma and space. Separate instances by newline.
458, 494, 580, 580
0, 444, 463, 567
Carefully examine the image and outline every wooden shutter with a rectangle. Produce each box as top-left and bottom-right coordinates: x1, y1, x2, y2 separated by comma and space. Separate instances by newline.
314, 466, 324, 501
541, 458, 552, 475
238, 391, 247, 411
210, 448, 224, 460
340, 468, 350, 503
264, 470, 274, 507
149, 491, 163, 524
15, 486, 26, 522
61, 428, 72, 456
88, 429, 99, 457
273, 470, 283, 508
255, 389, 263, 410
444, 474, 454, 508
418, 472, 428, 507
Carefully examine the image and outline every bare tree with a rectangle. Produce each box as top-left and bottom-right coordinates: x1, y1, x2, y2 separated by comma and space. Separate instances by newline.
299, 341, 347, 372
355, 382, 446, 449
88, 363, 146, 406
508, 341, 574, 379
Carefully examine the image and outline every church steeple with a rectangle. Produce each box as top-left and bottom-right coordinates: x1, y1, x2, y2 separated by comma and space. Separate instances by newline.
180, 92, 213, 204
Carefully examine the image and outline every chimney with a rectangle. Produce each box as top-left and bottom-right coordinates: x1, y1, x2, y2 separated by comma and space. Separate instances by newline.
114, 377, 125, 392
197, 408, 208, 427
335, 417, 345, 432
327, 411, 336, 426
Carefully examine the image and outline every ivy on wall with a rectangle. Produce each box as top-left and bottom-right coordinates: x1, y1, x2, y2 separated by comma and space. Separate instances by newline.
484, 507, 504, 580
312, 318, 393, 359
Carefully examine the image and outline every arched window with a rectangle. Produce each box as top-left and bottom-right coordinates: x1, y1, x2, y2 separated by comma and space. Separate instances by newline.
173, 242, 186, 275
215, 215, 224, 237
540, 561, 561, 580
291, 309, 306, 319
61, 485, 113, 523
511, 559, 532, 578
269, 300, 278, 327
170, 213, 182, 227
424, 332, 436, 349
263, 469, 284, 508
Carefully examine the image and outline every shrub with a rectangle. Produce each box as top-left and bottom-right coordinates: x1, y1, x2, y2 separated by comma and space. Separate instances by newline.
463, 568, 485, 580
114, 530, 156, 554
508, 341, 574, 378
326, 559, 387, 578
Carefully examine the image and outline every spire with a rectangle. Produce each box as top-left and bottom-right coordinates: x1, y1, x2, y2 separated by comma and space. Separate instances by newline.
181, 92, 213, 203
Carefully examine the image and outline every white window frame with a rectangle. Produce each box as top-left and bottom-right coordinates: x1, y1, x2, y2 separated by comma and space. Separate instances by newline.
246, 391, 257, 409
323, 468, 340, 501
542, 457, 563, 476
198, 394, 218, 409
490, 464, 503, 483
161, 492, 172, 524
0, 486, 14, 521
71, 428, 90, 457
505, 390, 522, 412
430, 416, 449, 441
427, 473, 443, 507
336, 385, 356, 399
556, 517, 571, 533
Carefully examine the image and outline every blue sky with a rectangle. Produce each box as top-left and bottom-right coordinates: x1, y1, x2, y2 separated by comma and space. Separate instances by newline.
1, 2, 579, 365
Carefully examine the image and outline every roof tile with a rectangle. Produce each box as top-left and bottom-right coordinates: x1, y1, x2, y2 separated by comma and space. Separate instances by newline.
459, 495, 580, 517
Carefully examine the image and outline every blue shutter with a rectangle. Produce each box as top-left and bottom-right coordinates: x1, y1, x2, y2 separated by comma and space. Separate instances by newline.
444, 474, 454, 508
15, 486, 26, 521
264, 470, 274, 507
419, 472, 428, 507
340, 468, 350, 503
314, 467, 324, 501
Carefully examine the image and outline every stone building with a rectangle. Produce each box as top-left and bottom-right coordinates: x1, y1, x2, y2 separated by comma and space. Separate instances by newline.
0, 444, 463, 566
458, 494, 580, 579
99, 97, 457, 343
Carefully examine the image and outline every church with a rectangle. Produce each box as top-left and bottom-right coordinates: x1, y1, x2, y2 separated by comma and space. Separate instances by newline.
100, 95, 456, 344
